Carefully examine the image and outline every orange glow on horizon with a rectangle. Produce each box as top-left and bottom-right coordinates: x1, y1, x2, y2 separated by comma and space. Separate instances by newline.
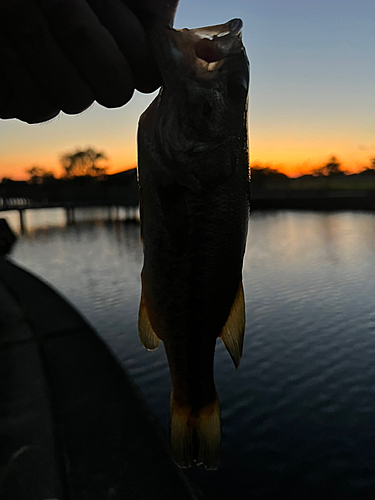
1, 156, 372, 181
0, 153, 137, 181
249, 128, 375, 177
250, 161, 369, 178
1, 138, 373, 181
251, 161, 372, 178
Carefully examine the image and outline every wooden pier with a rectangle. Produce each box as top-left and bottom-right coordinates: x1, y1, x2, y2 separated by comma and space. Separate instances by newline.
0, 199, 139, 232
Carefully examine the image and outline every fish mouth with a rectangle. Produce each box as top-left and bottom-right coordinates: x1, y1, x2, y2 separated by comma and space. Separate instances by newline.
165, 18, 244, 76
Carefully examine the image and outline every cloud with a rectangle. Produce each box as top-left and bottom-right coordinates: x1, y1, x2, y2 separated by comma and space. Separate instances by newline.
358, 144, 375, 151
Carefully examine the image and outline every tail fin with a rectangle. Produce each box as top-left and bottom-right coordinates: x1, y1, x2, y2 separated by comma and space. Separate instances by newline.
170, 393, 221, 470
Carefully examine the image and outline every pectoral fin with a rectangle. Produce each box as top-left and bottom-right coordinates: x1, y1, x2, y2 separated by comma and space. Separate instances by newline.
138, 292, 160, 350
219, 281, 245, 369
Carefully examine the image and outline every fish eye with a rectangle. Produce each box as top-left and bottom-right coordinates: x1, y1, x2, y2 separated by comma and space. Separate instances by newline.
227, 72, 248, 104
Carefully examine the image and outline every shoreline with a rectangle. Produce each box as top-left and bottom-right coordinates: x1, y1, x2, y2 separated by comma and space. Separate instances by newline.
250, 189, 375, 211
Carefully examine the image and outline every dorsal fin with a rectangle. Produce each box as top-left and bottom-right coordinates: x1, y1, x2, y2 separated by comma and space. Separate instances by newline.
219, 281, 245, 369
138, 291, 161, 351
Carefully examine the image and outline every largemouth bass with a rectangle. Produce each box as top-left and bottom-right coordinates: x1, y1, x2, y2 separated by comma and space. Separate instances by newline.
137, 18, 250, 470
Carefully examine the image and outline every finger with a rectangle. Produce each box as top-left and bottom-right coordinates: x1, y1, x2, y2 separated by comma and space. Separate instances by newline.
87, 0, 161, 92
0, 34, 59, 123
35, 0, 135, 108
0, 71, 13, 120
0, 0, 94, 116
124, 0, 179, 28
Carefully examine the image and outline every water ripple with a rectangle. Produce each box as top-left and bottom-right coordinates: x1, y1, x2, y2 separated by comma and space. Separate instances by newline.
10, 209, 375, 499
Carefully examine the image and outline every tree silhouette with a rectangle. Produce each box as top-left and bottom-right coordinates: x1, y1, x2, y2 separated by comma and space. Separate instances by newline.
26, 166, 55, 184
60, 148, 108, 179
313, 156, 342, 176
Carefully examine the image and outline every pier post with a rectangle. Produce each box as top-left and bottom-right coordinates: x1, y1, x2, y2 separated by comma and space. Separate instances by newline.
65, 207, 75, 225
19, 209, 25, 234
65, 207, 70, 225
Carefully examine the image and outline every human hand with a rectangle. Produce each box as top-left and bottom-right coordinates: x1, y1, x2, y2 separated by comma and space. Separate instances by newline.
0, 0, 179, 123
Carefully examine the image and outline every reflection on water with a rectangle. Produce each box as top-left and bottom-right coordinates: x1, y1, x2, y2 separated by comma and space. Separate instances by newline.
8, 209, 375, 499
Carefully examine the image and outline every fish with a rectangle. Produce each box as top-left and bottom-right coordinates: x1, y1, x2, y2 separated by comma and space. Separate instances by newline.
137, 18, 250, 470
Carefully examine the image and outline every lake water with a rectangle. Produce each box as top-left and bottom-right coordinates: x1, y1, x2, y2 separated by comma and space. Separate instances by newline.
3, 208, 375, 499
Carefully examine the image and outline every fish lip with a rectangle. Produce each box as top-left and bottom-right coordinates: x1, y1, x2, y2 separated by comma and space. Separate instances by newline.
184, 18, 243, 41
228, 18, 243, 35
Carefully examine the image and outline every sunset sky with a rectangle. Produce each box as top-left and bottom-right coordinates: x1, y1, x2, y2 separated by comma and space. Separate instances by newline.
0, 0, 374, 179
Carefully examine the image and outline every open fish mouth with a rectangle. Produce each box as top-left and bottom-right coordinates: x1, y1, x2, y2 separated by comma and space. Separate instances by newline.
160, 18, 244, 76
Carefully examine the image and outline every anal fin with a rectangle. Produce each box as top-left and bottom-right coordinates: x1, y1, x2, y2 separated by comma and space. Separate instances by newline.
219, 280, 245, 369
138, 291, 160, 351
